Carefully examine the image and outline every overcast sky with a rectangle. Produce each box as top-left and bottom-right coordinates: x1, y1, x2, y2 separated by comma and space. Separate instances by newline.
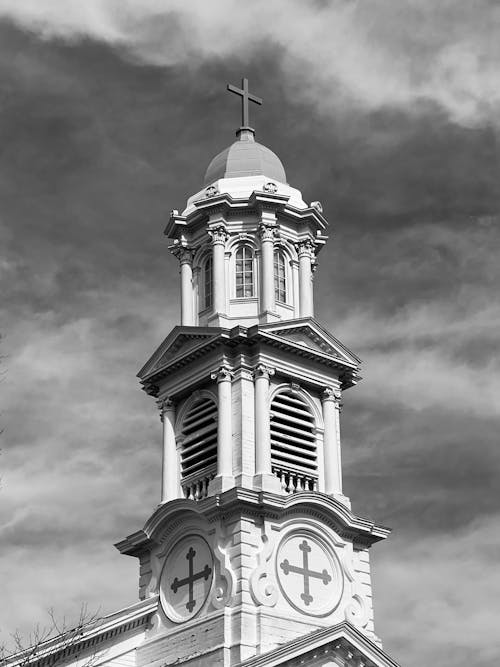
0, 2, 499, 665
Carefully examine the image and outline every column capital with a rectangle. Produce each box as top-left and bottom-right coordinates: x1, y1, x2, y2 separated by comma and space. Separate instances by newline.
258, 223, 278, 243
208, 225, 229, 246
322, 386, 342, 405
157, 397, 175, 421
253, 363, 275, 380
211, 365, 234, 383
295, 238, 316, 258
169, 243, 195, 265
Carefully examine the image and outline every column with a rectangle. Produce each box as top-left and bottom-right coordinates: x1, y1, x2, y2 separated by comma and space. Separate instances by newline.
170, 245, 194, 326
158, 398, 178, 503
296, 239, 315, 318
208, 225, 228, 314
253, 364, 281, 493
259, 224, 276, 314
210, 366, 233, 492
254, 364, 275, 475
322, 387, 342, 495
179, 248, 194, 326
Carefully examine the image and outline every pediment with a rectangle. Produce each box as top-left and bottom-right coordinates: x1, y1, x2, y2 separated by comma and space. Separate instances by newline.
238, 621, 400, 667
138, 327, 222, 380
260, 319, 360, 367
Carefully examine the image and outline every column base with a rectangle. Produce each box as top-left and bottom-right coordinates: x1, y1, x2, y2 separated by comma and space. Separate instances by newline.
208, 474, 235, 495
253, 473, 283, 494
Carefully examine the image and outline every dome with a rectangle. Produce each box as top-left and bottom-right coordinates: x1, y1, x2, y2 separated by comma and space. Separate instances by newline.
204, 128, 287, 185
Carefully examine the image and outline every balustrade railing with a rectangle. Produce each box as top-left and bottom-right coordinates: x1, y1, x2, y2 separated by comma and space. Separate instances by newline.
272, 466, 318, 493
182, 466, 216, 501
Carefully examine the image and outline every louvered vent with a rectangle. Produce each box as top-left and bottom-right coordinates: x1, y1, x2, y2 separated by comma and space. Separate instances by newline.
270, 390, 318, 492
180, 398, 217, 499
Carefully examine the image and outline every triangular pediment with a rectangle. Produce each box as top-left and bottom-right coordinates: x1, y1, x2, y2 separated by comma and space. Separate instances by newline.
238, 621, 400, 667
138, 326, 223, 380
259, 318, 361, 367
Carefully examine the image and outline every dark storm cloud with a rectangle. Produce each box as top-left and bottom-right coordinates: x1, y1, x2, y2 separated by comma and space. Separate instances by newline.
0, 3, 499, 666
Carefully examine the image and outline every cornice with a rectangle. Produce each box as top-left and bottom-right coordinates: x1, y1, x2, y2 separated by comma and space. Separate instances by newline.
116, 489, 390, 557
164, 190, 331, 241
279, 201, 329, 232
138, 321, 361, 394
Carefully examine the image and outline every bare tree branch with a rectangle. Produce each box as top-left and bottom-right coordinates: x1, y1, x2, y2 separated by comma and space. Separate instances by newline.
0, 605, 102, 667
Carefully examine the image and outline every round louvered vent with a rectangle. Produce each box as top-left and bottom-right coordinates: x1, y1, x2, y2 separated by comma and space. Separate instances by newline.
180, 398, 217, 499
270, 390, 318, 492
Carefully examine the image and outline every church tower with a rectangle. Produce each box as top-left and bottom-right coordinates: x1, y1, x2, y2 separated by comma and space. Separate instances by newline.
116, 80, 400, 667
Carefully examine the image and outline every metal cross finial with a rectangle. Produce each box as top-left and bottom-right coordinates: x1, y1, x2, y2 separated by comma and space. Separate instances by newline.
227, 77, 262, 128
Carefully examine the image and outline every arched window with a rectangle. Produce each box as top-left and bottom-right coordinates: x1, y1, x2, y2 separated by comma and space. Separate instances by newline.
235, 246, 254, 298
204, 255, 213, 309
274, 250, 287, 303
270, 389, 317, 492
180, 397, 217, 499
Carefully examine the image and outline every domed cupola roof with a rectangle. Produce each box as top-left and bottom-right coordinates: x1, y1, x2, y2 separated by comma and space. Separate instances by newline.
204, 128, 287, 186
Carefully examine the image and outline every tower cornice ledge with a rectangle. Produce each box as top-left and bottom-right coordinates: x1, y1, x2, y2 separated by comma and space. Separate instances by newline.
164, 189, 330, 240
137, 319, 361, 395
115, 489, 390, 557
166, 190, 291, 237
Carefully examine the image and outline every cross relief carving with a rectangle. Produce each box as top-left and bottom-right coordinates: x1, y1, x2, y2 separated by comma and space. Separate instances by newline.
171, 546, 212, 613
279, 539, 332, 607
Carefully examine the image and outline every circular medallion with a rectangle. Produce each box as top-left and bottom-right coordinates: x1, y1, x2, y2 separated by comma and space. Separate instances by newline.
276, 531, 343, 617
160, 535, 214, 623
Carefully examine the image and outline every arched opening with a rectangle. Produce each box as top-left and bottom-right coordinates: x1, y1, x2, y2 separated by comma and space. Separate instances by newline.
235, 245, 254, 298
180, 396, 217, 499
270, 389, 318, 492
274, 249, 287, 303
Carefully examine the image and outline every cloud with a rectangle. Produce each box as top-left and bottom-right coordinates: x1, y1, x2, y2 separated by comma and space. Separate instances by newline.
1, 1, 500, 126
0, 8, 497, 666
0, 280, 167, 636
374, 515, 500, 666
